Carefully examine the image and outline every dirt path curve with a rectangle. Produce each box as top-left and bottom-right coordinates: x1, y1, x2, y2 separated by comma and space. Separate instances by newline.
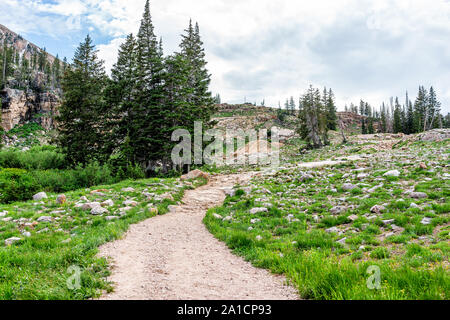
98, 172, 299, 300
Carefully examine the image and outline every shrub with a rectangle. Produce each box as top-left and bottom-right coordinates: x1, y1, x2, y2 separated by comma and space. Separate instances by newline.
0, 146, 66, 170
0, 168, 41, 203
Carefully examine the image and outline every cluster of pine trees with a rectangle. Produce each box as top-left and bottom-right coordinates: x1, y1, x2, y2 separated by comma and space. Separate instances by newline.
57, 0, 215, 175
0, 36, 67, 91
344, 86, 449, 134
296, 86, 338, 148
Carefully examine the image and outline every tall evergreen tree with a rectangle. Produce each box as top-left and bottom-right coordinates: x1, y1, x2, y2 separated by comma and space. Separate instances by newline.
104, 33, 139, 163
133, 0, 166, 169
326, 88, 338, 131
56, 35, 107, 165
393, 97, 402, 133
180, 20, 215, 124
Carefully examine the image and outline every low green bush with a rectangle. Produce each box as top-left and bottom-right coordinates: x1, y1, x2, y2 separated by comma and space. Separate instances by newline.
0, 168, 41, 203
0, 146, 66, 170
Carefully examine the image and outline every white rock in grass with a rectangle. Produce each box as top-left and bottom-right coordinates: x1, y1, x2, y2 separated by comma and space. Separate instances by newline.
0, 211, 7, 217
357, 173, 368, 180
123, 200, 138, 207
91, 206, 108, 215
382, 219, 395, 225
105, 216, 119, 221
101, 199, 114, 207
383, 170, 400, 177
421, 217, 432, 225
250, 218, 261, 224
5, 237, 21, 245
410, 192, 427, 199
213, 214, 223, 220
256, 235, 263, 241
80, 196, 88, 201
342, 183, 357, 191
223, 216, 232, 222
121, 187, 135, 192
37, 216, 52, 223
250, 207, 268, 215
22, 232, 31, 238
410, 203, 419, 209
82, 202, 101, 210
33, 192, 48, 201
326, 227, 339, 233
336, 238, 347, 245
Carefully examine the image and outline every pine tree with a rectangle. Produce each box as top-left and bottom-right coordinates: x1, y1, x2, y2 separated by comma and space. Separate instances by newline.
179, 20, 215, 124
380, 103, 387, 133
413, 86, 428, 133
104, 33, 139, 163
427, 86, 441, 130
326, 88, 337, 130
393, 97, 402, 133
56, 35, 107, 165
297, 86, 328, 148
289, 96, 296, 114
134, 0, 166, 169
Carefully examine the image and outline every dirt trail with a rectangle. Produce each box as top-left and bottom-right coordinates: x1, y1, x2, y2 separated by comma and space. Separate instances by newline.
98, 172, 298, 300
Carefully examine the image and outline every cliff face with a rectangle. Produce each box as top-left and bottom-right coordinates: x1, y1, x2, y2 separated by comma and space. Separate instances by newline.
0, 88, 58, 131
0, 24, 60, 132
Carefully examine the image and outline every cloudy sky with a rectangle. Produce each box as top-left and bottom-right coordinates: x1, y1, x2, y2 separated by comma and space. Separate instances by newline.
1, 0, 449, 113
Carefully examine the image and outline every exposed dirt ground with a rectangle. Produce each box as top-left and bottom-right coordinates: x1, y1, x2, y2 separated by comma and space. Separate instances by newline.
98, 172, 299, 300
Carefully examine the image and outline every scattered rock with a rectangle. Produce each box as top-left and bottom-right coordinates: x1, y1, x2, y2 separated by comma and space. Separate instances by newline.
326, 227, 339, 233
61, 238, 72, 244
342, 183, 357, 191
250, 207, 268, 215
384, 170, 400, 177
105, 216, 119, 221
370, 205, 386, 214
330, 206, 347, 215
256, 235, 263, 241
91, 206, 108, 215
419, 163, 427, 169
213, 213, 223, 219
336, 238, 347, 245
181, 169, 210, 181
0, 211, 7, 217
56, 194, 66, 205
37, 216, 52, 223
121, 187, 135, 192
82, 202, 101, 210
101, 199, 114, 207
410, 192, 427, 199
33, 192, 48, 201
123, 200, 138, 207
382, 219, 395, 225
250, 218, 261, 224
223, 216, 232, 222
5, 237, 22, 245
421, 217, 432, 225
22, 232, 31, 238
410, 203, 419, 209
348, 215, 359, 222
357, 173, 368, 180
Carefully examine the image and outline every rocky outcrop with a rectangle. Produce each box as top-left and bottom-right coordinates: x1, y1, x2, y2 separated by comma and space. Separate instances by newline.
1, 87, 59, 131
0, 24, 60, 131
417, 129, 450, 142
